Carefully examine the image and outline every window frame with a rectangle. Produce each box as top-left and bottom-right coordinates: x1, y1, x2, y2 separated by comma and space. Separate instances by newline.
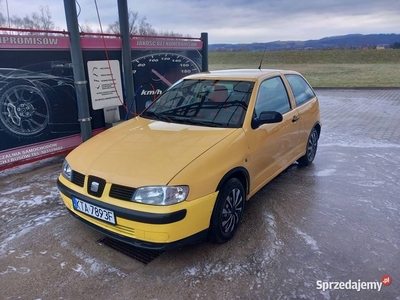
254, 76, 292, 118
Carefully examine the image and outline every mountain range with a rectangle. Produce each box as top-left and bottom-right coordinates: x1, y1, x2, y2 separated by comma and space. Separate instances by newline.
209, 34, 400, 51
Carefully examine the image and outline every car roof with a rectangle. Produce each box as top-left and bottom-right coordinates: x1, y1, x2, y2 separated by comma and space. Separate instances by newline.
184, 69, 301, 81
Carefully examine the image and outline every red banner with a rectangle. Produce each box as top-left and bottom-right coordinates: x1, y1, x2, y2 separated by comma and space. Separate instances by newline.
0, 34, 203, 50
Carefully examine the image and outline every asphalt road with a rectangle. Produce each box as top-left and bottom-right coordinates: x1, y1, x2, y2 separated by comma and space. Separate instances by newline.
1, 89, 399, 300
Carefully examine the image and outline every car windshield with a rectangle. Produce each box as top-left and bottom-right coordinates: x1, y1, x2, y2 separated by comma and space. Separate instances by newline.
141, 79, 254, 128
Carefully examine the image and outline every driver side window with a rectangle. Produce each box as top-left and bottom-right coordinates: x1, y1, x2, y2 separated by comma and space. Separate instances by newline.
254, 76, 291, 117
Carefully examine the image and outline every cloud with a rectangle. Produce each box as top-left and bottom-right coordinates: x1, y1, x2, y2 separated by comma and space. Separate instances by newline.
2, 0, 400, 44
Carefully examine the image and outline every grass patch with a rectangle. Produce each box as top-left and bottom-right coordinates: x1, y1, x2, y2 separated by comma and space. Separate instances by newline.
209, 50, 400, 87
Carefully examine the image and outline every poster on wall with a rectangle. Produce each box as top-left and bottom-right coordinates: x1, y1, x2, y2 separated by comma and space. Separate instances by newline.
0, 35, 120, 169
0, 54, 83, 168
0, 33, 203, 170
87, 60, 123, 110
130, 38, 203, 114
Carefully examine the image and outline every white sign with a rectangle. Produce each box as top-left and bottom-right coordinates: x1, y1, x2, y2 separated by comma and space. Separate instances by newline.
87, 60, 123, 110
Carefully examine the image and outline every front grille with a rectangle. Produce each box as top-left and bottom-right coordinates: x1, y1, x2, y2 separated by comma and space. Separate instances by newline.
110, 184, 136, 201
71, 171, 85, 187
87, 176, 106, 198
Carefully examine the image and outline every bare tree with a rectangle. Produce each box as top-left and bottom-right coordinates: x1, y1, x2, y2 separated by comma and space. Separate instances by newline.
158, 30, 192, 38
80, 22, 96, 34
108, 10, 138, 35
107, 10, 157, 36
158, 30, 182, 37
32, 6, 54, 31
7, 5, 54, 33
137, 16, 156, 36
9, 15, 24, 29
0, 0, 6, 27
0, 13, 6, 27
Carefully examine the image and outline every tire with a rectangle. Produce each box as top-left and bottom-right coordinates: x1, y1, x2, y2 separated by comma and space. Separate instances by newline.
298, 127, 319, 166
0, 80, 50, 138
209, 178, 245, 244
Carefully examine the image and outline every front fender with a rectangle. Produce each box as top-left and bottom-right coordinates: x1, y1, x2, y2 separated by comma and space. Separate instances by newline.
168, 128, 248, 201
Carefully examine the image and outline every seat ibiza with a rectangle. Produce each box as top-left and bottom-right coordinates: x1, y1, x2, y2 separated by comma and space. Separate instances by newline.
57, 69, 321, 250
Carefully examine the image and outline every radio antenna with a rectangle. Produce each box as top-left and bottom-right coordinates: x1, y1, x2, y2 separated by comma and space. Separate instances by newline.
258, 48, 267, 70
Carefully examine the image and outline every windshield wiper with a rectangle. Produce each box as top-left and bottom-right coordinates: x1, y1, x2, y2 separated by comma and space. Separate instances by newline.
168, 116, 223, 127
141, 111, 173, 123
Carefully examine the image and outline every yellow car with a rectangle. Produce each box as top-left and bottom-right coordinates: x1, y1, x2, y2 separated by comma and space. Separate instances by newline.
57, 69, 321, 250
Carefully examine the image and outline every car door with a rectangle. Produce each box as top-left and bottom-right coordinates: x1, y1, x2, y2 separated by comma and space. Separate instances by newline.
245, 76, 300, 194
284, 74, 320, 156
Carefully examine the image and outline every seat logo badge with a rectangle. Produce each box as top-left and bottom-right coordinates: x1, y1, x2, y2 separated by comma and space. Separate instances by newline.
91, 181, 99, 193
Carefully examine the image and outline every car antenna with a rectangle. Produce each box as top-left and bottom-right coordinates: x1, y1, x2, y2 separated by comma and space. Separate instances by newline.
258, 48, 267, 70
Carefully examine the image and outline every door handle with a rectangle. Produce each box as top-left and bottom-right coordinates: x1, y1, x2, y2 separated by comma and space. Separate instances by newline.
292, 115, 299, 122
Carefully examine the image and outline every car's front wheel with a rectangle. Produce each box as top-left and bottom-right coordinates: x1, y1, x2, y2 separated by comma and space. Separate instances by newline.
298, 127, 319, 166
209, 178, 245, 244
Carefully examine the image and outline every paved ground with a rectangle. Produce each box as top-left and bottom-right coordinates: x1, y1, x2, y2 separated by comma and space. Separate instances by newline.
1, 89, 399, 300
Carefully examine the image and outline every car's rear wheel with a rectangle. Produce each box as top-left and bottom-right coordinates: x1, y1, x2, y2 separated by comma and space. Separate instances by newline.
209, 178, 245, 244
298, 127, 319, 166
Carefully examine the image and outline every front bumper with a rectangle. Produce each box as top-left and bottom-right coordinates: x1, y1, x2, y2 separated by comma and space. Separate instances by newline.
57, 176, 217, 250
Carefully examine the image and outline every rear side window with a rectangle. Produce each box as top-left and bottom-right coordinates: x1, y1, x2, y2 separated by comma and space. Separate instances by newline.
285, 75, 315, 106
254, 76, 291, 116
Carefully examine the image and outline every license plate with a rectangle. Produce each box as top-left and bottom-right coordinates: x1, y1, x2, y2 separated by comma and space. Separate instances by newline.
72, 197, 116, 225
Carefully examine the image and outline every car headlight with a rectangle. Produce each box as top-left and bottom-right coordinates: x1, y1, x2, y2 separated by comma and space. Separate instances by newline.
62, 159, 72, 181
132, 186, 189, 205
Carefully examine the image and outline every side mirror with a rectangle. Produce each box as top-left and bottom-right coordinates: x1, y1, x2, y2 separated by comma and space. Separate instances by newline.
251, 111, 283, 129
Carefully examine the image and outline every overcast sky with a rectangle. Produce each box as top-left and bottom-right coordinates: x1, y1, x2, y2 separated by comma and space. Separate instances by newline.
3, 0, 400, 44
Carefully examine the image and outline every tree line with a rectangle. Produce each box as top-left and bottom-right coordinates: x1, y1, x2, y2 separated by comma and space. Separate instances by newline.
0, 4, 187, 37
0, 5, 54, 31
391, 42, 400, 49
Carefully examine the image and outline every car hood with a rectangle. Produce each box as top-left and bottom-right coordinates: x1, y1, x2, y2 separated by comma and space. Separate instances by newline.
67, 117, 238, 187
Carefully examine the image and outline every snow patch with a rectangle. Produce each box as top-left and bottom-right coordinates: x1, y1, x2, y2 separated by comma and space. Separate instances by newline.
0, 210, 66, 255
186, 266, 200, 276
0, 186, 31, 196
63, 247, 127, 278
354, 181, 385, 188
294, 228, 321, 254
72, 264, 88, 278
315, 169, 336, 177
15, 250, 33, 259
0, 266, 30, 275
